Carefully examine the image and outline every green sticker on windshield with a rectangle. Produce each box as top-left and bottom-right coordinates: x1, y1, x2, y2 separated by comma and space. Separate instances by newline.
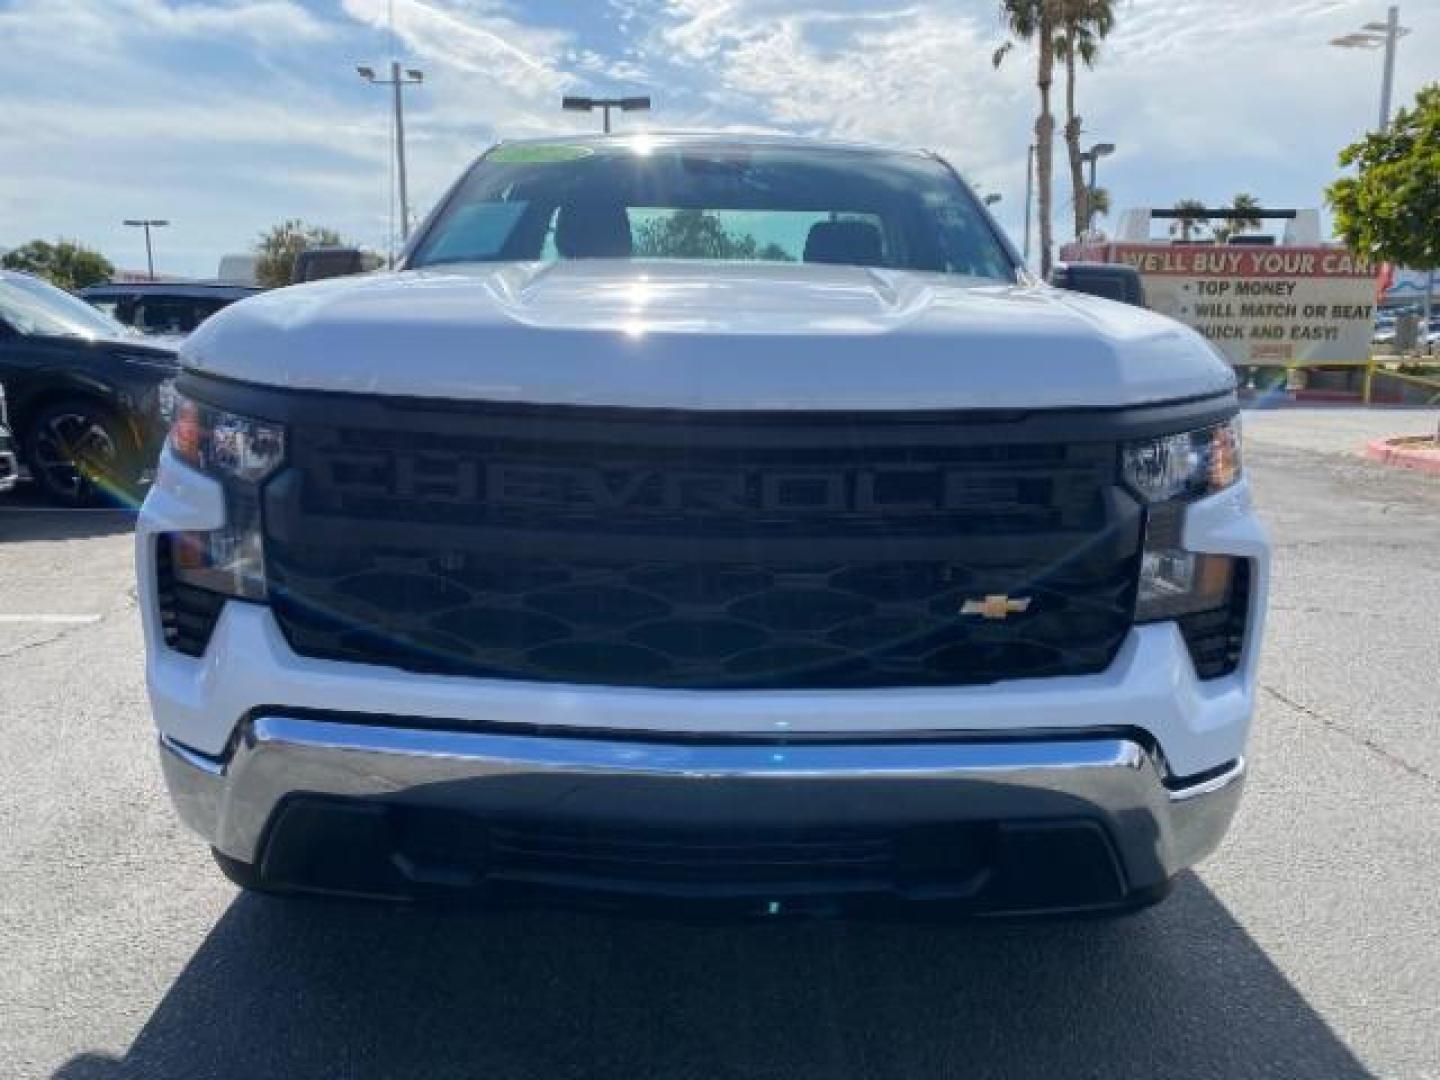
489, 143, 594, 164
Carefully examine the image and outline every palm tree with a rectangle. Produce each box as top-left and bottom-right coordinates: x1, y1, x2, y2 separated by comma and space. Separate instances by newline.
1087, 185, 1111, 223
1215, 193, 1263, 244
995, 1, 1060, 275
1170, 199, 1209, 243
1055, 0, 1115, 240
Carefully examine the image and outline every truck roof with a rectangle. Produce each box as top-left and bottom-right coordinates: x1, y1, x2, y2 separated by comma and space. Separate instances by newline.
490, 130, 934, 159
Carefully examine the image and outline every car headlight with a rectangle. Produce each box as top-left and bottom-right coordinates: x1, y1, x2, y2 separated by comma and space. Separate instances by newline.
156, 378, 179, 423
165, 394, 285, 601
1121, 418, 1241, 504
1123, 418, 1243, 623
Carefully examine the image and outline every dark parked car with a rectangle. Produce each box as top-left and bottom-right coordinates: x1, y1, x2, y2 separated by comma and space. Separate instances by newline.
0, 382, 17, 494
0, 269, 177, 505
79, 281, 260, 338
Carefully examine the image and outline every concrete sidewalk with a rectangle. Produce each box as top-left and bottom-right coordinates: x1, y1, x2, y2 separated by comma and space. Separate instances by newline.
1242, 406, 1439, 460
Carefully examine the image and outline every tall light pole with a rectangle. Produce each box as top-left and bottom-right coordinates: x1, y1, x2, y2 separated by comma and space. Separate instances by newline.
122, 219, 169, 281
1080, 141, 1115, 237
563, 95, 651, 134
358, 62, 424, 243
1331, 7, 1410, 131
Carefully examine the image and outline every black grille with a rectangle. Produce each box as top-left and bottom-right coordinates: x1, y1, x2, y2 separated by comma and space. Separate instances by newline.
1178, 559, 1251, 680
155, 536, 225, 657
259, 798, 1132, 911
453, 819, 942, 894
262, 403, 1143, 689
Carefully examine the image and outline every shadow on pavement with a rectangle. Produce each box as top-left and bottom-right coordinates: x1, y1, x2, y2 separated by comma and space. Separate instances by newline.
0, 489, 136, 543
54, 873, 1368, 1079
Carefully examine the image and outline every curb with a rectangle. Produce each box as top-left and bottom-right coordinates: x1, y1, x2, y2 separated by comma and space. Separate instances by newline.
1364, 437, 1440, 476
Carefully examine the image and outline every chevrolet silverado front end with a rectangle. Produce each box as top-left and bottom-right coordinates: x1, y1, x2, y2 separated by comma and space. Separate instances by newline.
138, 134, 1267, 917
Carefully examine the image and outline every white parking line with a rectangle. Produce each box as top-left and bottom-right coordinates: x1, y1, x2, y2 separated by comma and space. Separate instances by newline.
0, 614, 103, 624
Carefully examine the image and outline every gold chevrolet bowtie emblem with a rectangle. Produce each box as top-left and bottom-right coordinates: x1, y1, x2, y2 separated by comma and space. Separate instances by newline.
961, 595, 1033, 620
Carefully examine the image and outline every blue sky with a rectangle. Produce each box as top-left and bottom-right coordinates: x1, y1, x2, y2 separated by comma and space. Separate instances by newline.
1, 0, 1435, 279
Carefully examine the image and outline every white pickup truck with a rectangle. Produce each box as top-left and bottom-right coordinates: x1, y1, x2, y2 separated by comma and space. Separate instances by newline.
138, 133, 1267, 917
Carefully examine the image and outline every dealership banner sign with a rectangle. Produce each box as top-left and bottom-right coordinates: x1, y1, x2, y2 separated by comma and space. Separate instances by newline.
1064, 244, 1380, 366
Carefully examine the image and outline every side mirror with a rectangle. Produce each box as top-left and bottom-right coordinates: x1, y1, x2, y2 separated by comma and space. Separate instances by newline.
290, 247, 382, 285
1049, 263, 1147, 308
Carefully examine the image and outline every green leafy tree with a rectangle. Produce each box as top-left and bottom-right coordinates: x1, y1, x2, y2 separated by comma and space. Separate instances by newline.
1170, 198, 1209, 243
1, 239, 114, 290
994, 0, 1061, 275
1056, 0, 1116, 240
1326, 83, 1440, 270
254, 219, 346, 288
1087, 185, 1111, 222
1214, 193, 1263, 244
633, 211, 792, 262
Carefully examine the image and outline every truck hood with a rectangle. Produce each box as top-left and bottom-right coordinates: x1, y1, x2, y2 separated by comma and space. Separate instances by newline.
181, 261, 1234, 410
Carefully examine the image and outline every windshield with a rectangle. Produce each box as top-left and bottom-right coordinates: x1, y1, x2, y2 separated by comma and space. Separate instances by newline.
0, 272, 131, 339
409, 141, 1016, 281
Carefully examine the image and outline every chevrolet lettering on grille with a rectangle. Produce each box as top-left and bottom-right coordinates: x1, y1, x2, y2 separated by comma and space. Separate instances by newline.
318, 453, 1045, 516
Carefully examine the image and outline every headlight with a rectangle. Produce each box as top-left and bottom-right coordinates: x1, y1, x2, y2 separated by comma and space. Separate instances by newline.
165, 394, 285, 601
156, 379, 179, 424
170, 396, 285, 481
1125, 418, 1244, 624
1121, 418, 1241, 504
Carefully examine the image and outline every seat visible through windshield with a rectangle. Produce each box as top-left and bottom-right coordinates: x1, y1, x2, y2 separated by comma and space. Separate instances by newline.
408, 140, 1016, 282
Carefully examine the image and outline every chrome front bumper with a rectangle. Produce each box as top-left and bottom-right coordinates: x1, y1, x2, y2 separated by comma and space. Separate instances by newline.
161, 715, 1244, 908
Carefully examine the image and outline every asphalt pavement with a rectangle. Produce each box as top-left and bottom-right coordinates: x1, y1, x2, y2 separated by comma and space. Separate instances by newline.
1, 408, 1437, 1079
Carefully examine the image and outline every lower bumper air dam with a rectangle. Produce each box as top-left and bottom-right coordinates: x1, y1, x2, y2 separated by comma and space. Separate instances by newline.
160, 715, 1244, 918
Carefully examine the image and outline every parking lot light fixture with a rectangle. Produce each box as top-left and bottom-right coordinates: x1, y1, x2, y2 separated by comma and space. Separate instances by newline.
358, 61, 425, 244
122, 219, 169, 281
1330, 6, 1410, 130
562, 95, 652, 134
1079, 143, 1116, 236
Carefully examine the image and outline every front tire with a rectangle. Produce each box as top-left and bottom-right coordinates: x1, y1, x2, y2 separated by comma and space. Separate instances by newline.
26, 400, 141, 507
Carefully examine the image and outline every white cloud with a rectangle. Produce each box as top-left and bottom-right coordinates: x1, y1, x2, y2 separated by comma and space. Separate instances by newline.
660, 5, 1010, 143
122, 0, 331, 43
342, 0, 573, 92
634, 0, 1438, 243
2, 0, 1435, 275
0, 0, 390, 275
0, 0, 330, 57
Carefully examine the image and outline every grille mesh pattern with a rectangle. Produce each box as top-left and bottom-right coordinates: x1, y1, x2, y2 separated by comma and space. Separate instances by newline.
263, 405, 1142, 690
269, 552, 1137, 688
